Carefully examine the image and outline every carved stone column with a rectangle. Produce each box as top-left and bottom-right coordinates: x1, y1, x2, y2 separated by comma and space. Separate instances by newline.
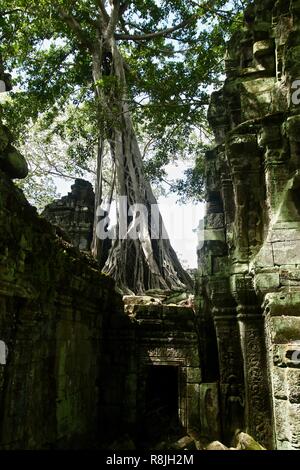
264, 292, 300, 450
237, 306, 273, 448
232, 274, 273, 448
213, 305, 245, 444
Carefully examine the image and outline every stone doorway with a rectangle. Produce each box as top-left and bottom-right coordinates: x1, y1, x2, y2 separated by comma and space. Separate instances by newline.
145, 365, 179, 424
141, 364, 183, 445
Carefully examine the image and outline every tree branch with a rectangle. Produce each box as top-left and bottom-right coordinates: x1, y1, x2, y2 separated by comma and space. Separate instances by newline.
114, 16, 195, 42
95, 0, 109, 24
0, 8, 25, 16
57, 7, 91, 50
191, 0, 243, 22
119, 1, 129, 17
105, 0, 121, 40
142, 137, 156, 160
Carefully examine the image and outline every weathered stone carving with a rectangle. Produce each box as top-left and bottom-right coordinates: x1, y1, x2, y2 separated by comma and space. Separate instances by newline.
43, 179, 95, 251
199, 383, 221, 441
198, 0, 300, 449
0, 167, 126, 449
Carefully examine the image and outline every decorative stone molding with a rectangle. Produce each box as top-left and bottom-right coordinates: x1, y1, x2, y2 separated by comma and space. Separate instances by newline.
198, 0, 300, 449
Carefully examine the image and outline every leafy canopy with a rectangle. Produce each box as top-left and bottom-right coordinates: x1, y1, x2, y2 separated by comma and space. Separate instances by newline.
0, 0, 249, 203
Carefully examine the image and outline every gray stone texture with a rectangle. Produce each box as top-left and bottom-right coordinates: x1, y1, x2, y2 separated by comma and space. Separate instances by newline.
198, 0, 300, 450
43, 179, 95, 251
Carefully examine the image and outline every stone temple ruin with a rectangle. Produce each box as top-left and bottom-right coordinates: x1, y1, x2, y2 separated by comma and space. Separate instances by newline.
43, 179, 95, 252
198, 0, 300, 449
0, 0, 300, 451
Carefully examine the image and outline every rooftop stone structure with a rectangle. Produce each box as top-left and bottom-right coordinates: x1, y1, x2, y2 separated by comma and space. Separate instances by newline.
43, 179, 95, 251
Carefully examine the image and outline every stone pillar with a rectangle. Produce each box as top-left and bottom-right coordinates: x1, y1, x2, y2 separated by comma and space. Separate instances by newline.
238, 306, 273, 448
259, 117, 290, 215
199, 382, 221, 441
231, 273, 273, 448
213, 308, 245, 444
264, 292, 300, 450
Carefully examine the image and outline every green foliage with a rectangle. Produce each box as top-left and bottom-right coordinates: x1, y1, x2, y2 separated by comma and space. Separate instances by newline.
0, 0, 250, 204
171, 155, 206, 204
17, 174, 60, 212
13, 116, 95, 211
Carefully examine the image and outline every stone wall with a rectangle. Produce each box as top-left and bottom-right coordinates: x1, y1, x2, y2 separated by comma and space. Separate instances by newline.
0, 162, 125, 448
0, 60, 202, 446
198, 0, 300, 450
0, 159, 201, 449
43, 179, 95, 251
100, 295, 202, 447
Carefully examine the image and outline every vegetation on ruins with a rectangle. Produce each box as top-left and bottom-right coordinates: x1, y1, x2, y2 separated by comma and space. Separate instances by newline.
0, 0, 247, 292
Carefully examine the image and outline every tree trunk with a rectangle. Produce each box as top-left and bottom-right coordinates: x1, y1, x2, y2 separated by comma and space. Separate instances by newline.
99, 40, 192, 294
91, 136, 105, 266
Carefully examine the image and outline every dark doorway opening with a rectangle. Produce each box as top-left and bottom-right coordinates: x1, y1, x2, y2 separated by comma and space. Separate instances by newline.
146, 365, 178, 420
139, 365, 183, 446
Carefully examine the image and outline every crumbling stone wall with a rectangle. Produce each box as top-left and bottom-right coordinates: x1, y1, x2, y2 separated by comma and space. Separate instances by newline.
0, 60, 202, 446
0, 167, 126, 449
0, 98, 201, 448
198, 0, 300, 450
0, 71, 127, 447
100, 294, 202, 447
43, 179, 95, 251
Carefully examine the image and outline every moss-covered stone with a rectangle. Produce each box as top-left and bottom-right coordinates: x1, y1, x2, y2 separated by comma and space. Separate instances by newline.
0, 168, 123, 449
236, 432, 266, 450
198, 0, 300, 451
